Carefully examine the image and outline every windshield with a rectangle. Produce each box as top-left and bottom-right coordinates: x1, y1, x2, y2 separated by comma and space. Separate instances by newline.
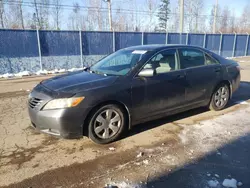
90, 49, 148, 76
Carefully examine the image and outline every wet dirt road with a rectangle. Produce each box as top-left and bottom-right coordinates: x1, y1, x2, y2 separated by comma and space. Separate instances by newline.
0, 57, 250, 188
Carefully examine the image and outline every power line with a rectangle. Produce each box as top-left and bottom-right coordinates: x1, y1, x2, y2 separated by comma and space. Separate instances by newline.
3, 0, 239, 19
5, 0, 161, 14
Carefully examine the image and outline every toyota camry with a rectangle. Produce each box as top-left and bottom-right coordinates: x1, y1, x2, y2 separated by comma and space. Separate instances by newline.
28, 45, 241, 144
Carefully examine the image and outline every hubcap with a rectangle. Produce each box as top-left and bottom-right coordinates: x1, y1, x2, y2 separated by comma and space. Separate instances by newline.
94, 109, 121, 139
214, 86, 229, 108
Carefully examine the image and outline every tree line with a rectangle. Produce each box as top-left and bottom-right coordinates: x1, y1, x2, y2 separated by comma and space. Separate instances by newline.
0, 0, 249, 33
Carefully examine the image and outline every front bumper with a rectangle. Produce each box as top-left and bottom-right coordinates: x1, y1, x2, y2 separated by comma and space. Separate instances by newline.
28, 106, 85, 139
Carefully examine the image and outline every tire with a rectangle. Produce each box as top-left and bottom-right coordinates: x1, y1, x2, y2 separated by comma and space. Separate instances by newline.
88, 104, 127, 144
209, 83, 230, 111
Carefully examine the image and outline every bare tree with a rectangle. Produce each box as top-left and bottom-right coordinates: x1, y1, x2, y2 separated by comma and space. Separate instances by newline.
144, 0, 158, 31
52, 0, 62, 30
33, 0, 50, 29
128, 0, 135, 31
113, 7, 126, 31
219, 6, 230, 33
0, 0, 5, 28
84, 0, 103, 31
69, 2, 84, 30
29, 13, 37, 29
134, 0, 142, 31
240, 3, 250, 33
209, 4, 221, 33
228, 9, 236, 33
7, 0, 25, 29
94, 0, 103, 31
169, 5, 179, 32
184, 0, 204, 32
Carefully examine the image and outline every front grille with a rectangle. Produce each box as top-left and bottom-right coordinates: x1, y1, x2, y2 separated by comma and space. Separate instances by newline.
29, 98, 42, 109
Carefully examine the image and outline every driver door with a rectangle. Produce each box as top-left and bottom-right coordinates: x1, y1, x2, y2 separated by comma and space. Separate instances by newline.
131, 49, 187, 121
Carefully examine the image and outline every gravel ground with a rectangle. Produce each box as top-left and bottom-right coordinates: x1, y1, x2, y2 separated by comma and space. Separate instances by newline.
0, 57, 250, 188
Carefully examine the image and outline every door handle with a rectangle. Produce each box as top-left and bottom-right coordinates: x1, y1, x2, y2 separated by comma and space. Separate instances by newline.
214, 67, 221, 73
176, 74, 185, 79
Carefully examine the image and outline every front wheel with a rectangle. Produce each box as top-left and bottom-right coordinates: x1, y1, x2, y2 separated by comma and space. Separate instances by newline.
209, 83, 230, 111
88, 104, 126, 144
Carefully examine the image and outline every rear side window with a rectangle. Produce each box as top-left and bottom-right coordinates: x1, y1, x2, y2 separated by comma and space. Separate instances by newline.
179, 49, 205, 69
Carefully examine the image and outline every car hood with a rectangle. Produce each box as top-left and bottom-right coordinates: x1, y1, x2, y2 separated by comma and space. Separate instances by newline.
41, 71, 118, 94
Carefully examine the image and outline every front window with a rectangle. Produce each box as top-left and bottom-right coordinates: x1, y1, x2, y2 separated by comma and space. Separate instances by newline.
90, 50, 148, 76
142, 49, 179, 74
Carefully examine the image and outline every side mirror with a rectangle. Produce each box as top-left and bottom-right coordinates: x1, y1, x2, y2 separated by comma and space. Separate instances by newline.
138, 69, 154, 77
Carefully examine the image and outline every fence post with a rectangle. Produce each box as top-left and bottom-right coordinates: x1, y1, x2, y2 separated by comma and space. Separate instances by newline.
232, 32, 237, 57
79, 30, 84, 68
165, 32, 168, 44
203, 32, 206, 48
141, 32, 144, 45
219, 31, 223, 55
36, 29, 42, 70
245, 32, 249, 56
186, 33, 189, 45
113, 30, 116, 52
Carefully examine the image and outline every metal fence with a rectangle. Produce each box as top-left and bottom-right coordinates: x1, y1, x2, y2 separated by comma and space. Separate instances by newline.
0, 29, 249, 74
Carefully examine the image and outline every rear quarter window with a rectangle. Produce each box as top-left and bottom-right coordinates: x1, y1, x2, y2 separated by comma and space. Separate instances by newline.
205, 53, 219, 65
179, 49, 205, 69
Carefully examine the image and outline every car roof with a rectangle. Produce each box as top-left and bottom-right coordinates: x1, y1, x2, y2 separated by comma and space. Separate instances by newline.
123, 44, 204, 51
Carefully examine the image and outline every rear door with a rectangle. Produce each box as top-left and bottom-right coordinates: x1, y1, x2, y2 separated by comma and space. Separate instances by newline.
131, 49, 187, 121
178, 48, 223, 105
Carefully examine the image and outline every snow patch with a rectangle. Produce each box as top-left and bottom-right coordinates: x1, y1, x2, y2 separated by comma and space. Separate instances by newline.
36, 69, 49, 75
222, 179, 237, 188
207, 180, 219, 187
105, 182, 143, 188
68, 67, 84, 72
237, 182, 243, 186
109, 147, 116, 151
214, 174, 220, 178
1, 67, 83, 78
14, 71, 31, 77
235, 100, 249, 105
136, 152, 144, 158
0, 73, 14, 78
58, 68, 66, 73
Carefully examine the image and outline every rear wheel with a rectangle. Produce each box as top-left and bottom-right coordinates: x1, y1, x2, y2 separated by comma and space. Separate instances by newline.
88, 104, 126, 144
209, 83, 230, 111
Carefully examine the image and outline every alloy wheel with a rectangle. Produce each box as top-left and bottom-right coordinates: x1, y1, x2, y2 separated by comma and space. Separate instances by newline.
214, 86, 229, 108
94, 109, 121, 139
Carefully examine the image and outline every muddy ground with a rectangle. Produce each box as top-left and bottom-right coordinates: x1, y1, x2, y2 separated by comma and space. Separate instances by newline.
0, 57, 250, 188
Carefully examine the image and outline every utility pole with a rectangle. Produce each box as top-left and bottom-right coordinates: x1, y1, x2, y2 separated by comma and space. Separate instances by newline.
108, 0, 112, 31
103, 0, 113, 31
179, 0, 184, 33
213, 0, 218, 34
19, 0, 24, 29
0, 0, 4, 28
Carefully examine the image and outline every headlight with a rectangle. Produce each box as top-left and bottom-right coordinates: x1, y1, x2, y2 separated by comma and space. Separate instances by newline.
43, 97, 84, 110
